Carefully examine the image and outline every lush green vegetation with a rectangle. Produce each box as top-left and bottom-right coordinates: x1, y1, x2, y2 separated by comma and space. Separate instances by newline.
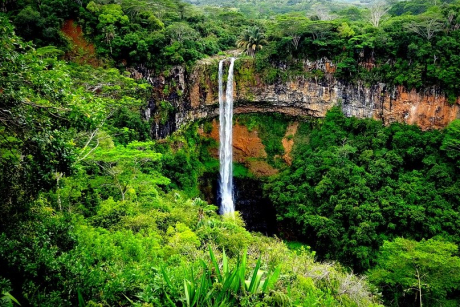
266, 108, 460, 305
3, 0, 460, 305
253, 0, 460, 101
0, 14, 383, 306
184, 0, 348, 19
369, 238, 460, 307
5, 0, 460, 100
3, 0, 252, 70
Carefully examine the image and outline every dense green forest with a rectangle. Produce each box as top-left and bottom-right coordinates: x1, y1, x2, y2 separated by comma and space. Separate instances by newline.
0, 14, 384, 306
4, 0, 460, 97
2, 0, 460, 306
266, 110, 460, 305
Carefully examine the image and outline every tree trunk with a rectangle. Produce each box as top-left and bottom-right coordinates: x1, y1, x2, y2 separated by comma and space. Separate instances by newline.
416, 268, 422, 307
56, 171, 63, 211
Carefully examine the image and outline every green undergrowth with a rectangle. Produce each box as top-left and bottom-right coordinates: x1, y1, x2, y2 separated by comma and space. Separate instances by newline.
1, 197, 383, 306
0, 124, 382, 305
233, 162, 252, 178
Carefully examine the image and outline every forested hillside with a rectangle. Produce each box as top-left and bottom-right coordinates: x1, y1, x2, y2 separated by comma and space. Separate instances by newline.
5, 0, 460, 99
1, 0, 460, 306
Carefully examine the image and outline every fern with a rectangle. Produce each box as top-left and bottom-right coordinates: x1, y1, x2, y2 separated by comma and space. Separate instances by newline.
162, 246, 283, 306
1, 292, 21, 307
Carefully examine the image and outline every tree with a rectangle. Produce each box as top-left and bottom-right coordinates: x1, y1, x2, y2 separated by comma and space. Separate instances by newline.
274, 14, 309, 51
310, 4, 335, 21
165, 22, 198, 44
237, 26, 268, 57
367, 1, 389, 28
337, 6, 365, 21
445, 8, 460, 32
305, 21, 334, 40
86, 2, 129, 55
0, 16, 78, 228
405, 14, 444, 41
369, 238, 460, 307
87, 141, 168, 202
338, 22, 355, 38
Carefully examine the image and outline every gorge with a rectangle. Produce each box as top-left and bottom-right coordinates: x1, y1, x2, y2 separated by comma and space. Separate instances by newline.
5, 0, 460, 304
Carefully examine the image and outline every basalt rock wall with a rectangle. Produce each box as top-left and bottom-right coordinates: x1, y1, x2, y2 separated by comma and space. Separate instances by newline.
130, 58, 460, 138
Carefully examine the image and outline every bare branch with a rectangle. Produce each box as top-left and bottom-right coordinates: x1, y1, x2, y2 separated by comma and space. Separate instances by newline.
405, 15, 443, 41
368, 1, 389, 28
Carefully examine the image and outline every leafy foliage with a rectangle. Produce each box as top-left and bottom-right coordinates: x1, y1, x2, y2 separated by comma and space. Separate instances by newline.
237, 26, 268, 57
267, 108, 460, 275
369, 238, 460, 307
4, 0, 460, 305
162, 247, 282, 306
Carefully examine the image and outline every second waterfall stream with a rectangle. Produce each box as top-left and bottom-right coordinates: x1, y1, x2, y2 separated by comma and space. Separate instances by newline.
219, 57, 236, 215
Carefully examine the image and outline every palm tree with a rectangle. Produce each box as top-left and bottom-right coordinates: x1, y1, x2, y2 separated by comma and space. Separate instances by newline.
236, 26, 268, 57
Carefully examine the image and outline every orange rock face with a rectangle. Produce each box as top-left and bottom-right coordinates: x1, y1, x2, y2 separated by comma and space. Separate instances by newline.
200, 120, 278, 176
61, 20, 100, 67
282, 122, 299, 165
374, 86, 460, 130
206, 120, 266, 161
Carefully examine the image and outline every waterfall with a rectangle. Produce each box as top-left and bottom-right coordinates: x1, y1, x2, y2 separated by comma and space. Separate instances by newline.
219, 57, 236, 215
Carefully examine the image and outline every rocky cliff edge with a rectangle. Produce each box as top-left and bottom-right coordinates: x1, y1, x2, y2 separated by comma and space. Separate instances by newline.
130, 57, 460, 138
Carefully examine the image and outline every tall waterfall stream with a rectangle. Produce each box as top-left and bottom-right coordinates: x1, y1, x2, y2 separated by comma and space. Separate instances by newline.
196, 57, 277, 233
219, 58, 236, 215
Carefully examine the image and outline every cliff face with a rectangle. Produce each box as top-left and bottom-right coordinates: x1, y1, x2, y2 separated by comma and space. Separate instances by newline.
131, 58, 460, 138
199, 120, 279, 177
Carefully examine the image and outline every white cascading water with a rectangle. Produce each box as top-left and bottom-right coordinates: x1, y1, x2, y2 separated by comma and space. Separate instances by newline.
219, 57, 236, 215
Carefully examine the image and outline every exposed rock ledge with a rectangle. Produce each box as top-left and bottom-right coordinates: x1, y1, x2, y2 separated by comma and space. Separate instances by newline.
131, 58, 460, 138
